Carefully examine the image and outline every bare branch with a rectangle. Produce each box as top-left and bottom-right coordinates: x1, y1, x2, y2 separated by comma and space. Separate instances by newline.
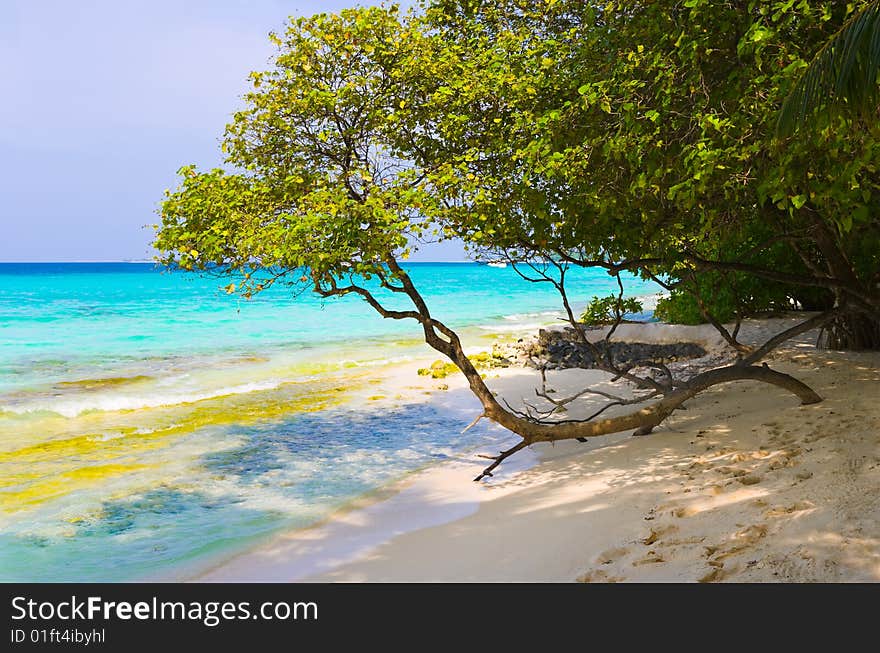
473, 441, 529, 482
461, 412, 486, 433
602, 273, 627, 349
682, 269, 749, 354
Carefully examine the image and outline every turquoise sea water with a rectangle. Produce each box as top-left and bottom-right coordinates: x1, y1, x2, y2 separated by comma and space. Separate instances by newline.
0, 262, 657, 581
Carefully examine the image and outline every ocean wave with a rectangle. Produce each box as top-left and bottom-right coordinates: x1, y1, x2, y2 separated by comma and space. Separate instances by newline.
501, 310, 560, 321
0, 379, 287, 418
0, 350, 426, 419
635, 291, 667, 310
338, 354, 414, 368
477, 322, 546, 333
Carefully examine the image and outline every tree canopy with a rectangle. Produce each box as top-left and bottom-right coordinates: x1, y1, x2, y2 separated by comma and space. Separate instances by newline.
156, 0, 880, 478
411, 0, 880, 346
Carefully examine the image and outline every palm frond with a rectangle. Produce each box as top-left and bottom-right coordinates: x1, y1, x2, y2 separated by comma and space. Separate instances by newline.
778, 2, 880, 136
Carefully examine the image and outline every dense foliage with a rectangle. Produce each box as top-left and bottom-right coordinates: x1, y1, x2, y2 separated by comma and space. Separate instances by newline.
412, 1, 879, 343
780, 0, 880, 133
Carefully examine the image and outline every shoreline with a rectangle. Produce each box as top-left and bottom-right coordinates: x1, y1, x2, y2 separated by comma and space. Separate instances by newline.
192, 313, 880, 582
1, 278, 660, 582
187, 455, 534, 582
183, 300, 669, 582
174, 291, 671, 581
178, 362, 538, 582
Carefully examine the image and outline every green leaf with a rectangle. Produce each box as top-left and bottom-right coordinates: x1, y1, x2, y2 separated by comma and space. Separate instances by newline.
790, 194, 808, 209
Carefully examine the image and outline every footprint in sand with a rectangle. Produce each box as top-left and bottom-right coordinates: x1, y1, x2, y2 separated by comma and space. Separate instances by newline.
768, 447, 804, 471
735, 523, 768, 542
768, 457, 794, 471
715, 466, 748, 477
632, 550, 665, 566
686, 460, 709, 472
641, 524, 679, 546
698, 563, 727, 583
699, 523, 770, 581
577, 569, 624, 583
764, 501, 814, 518
730, 451, 771, 463
762, 422, 784, 438
595, 546, 629, 565
770, 434, 798, 446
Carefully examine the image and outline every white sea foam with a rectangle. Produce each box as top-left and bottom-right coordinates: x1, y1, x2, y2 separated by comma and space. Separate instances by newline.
478, 322, 546, 332
636, 291, 667, 311
0, 379, 286, 418
501, 310, 559, 321
338, 354, 414, 368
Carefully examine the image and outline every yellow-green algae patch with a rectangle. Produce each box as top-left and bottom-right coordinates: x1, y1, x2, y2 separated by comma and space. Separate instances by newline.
54, 375, 154, 390
0, 374, 372, 516
0, 374, 370, 453
0, 430, 163, 465
0, 463, 150, 512
0, 470, 46, 489
416, 351, 511, 379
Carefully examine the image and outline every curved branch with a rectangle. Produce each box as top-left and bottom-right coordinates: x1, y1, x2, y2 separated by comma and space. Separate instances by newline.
313, 276, 421, 321
309, 257, 826, 484
739, 309, 841, 366
552, 248, 877, 313
479, 362, 820, 456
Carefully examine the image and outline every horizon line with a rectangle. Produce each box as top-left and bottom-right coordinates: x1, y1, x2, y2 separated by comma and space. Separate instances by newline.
0, 259, 478, 264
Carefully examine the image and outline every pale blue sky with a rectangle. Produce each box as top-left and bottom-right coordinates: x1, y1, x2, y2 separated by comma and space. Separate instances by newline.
0, 0, 464, 262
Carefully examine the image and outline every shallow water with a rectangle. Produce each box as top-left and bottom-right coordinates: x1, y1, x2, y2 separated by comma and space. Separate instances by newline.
0, 262, 657, 581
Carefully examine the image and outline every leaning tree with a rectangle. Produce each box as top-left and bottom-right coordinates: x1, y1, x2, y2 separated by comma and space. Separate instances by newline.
156, 2, 878, 480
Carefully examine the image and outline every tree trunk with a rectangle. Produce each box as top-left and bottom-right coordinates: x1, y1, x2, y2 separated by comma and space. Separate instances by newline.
819, 312, 880, 350
468, 361, 821, 480
802, 212, 880, 350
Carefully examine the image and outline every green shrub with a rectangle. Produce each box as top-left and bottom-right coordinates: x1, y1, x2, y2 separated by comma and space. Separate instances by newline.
653, 293, 730, 325
580, 295, 644, 325
653, 271, 802, 325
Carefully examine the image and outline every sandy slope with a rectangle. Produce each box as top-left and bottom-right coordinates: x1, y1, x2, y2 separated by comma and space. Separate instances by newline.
198, 316, 880, 582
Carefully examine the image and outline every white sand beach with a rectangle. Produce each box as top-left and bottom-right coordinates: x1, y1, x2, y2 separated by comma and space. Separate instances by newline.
195, 316, 880, 582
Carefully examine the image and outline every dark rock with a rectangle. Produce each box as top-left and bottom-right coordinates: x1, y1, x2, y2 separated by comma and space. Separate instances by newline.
523, 327, 707, 370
